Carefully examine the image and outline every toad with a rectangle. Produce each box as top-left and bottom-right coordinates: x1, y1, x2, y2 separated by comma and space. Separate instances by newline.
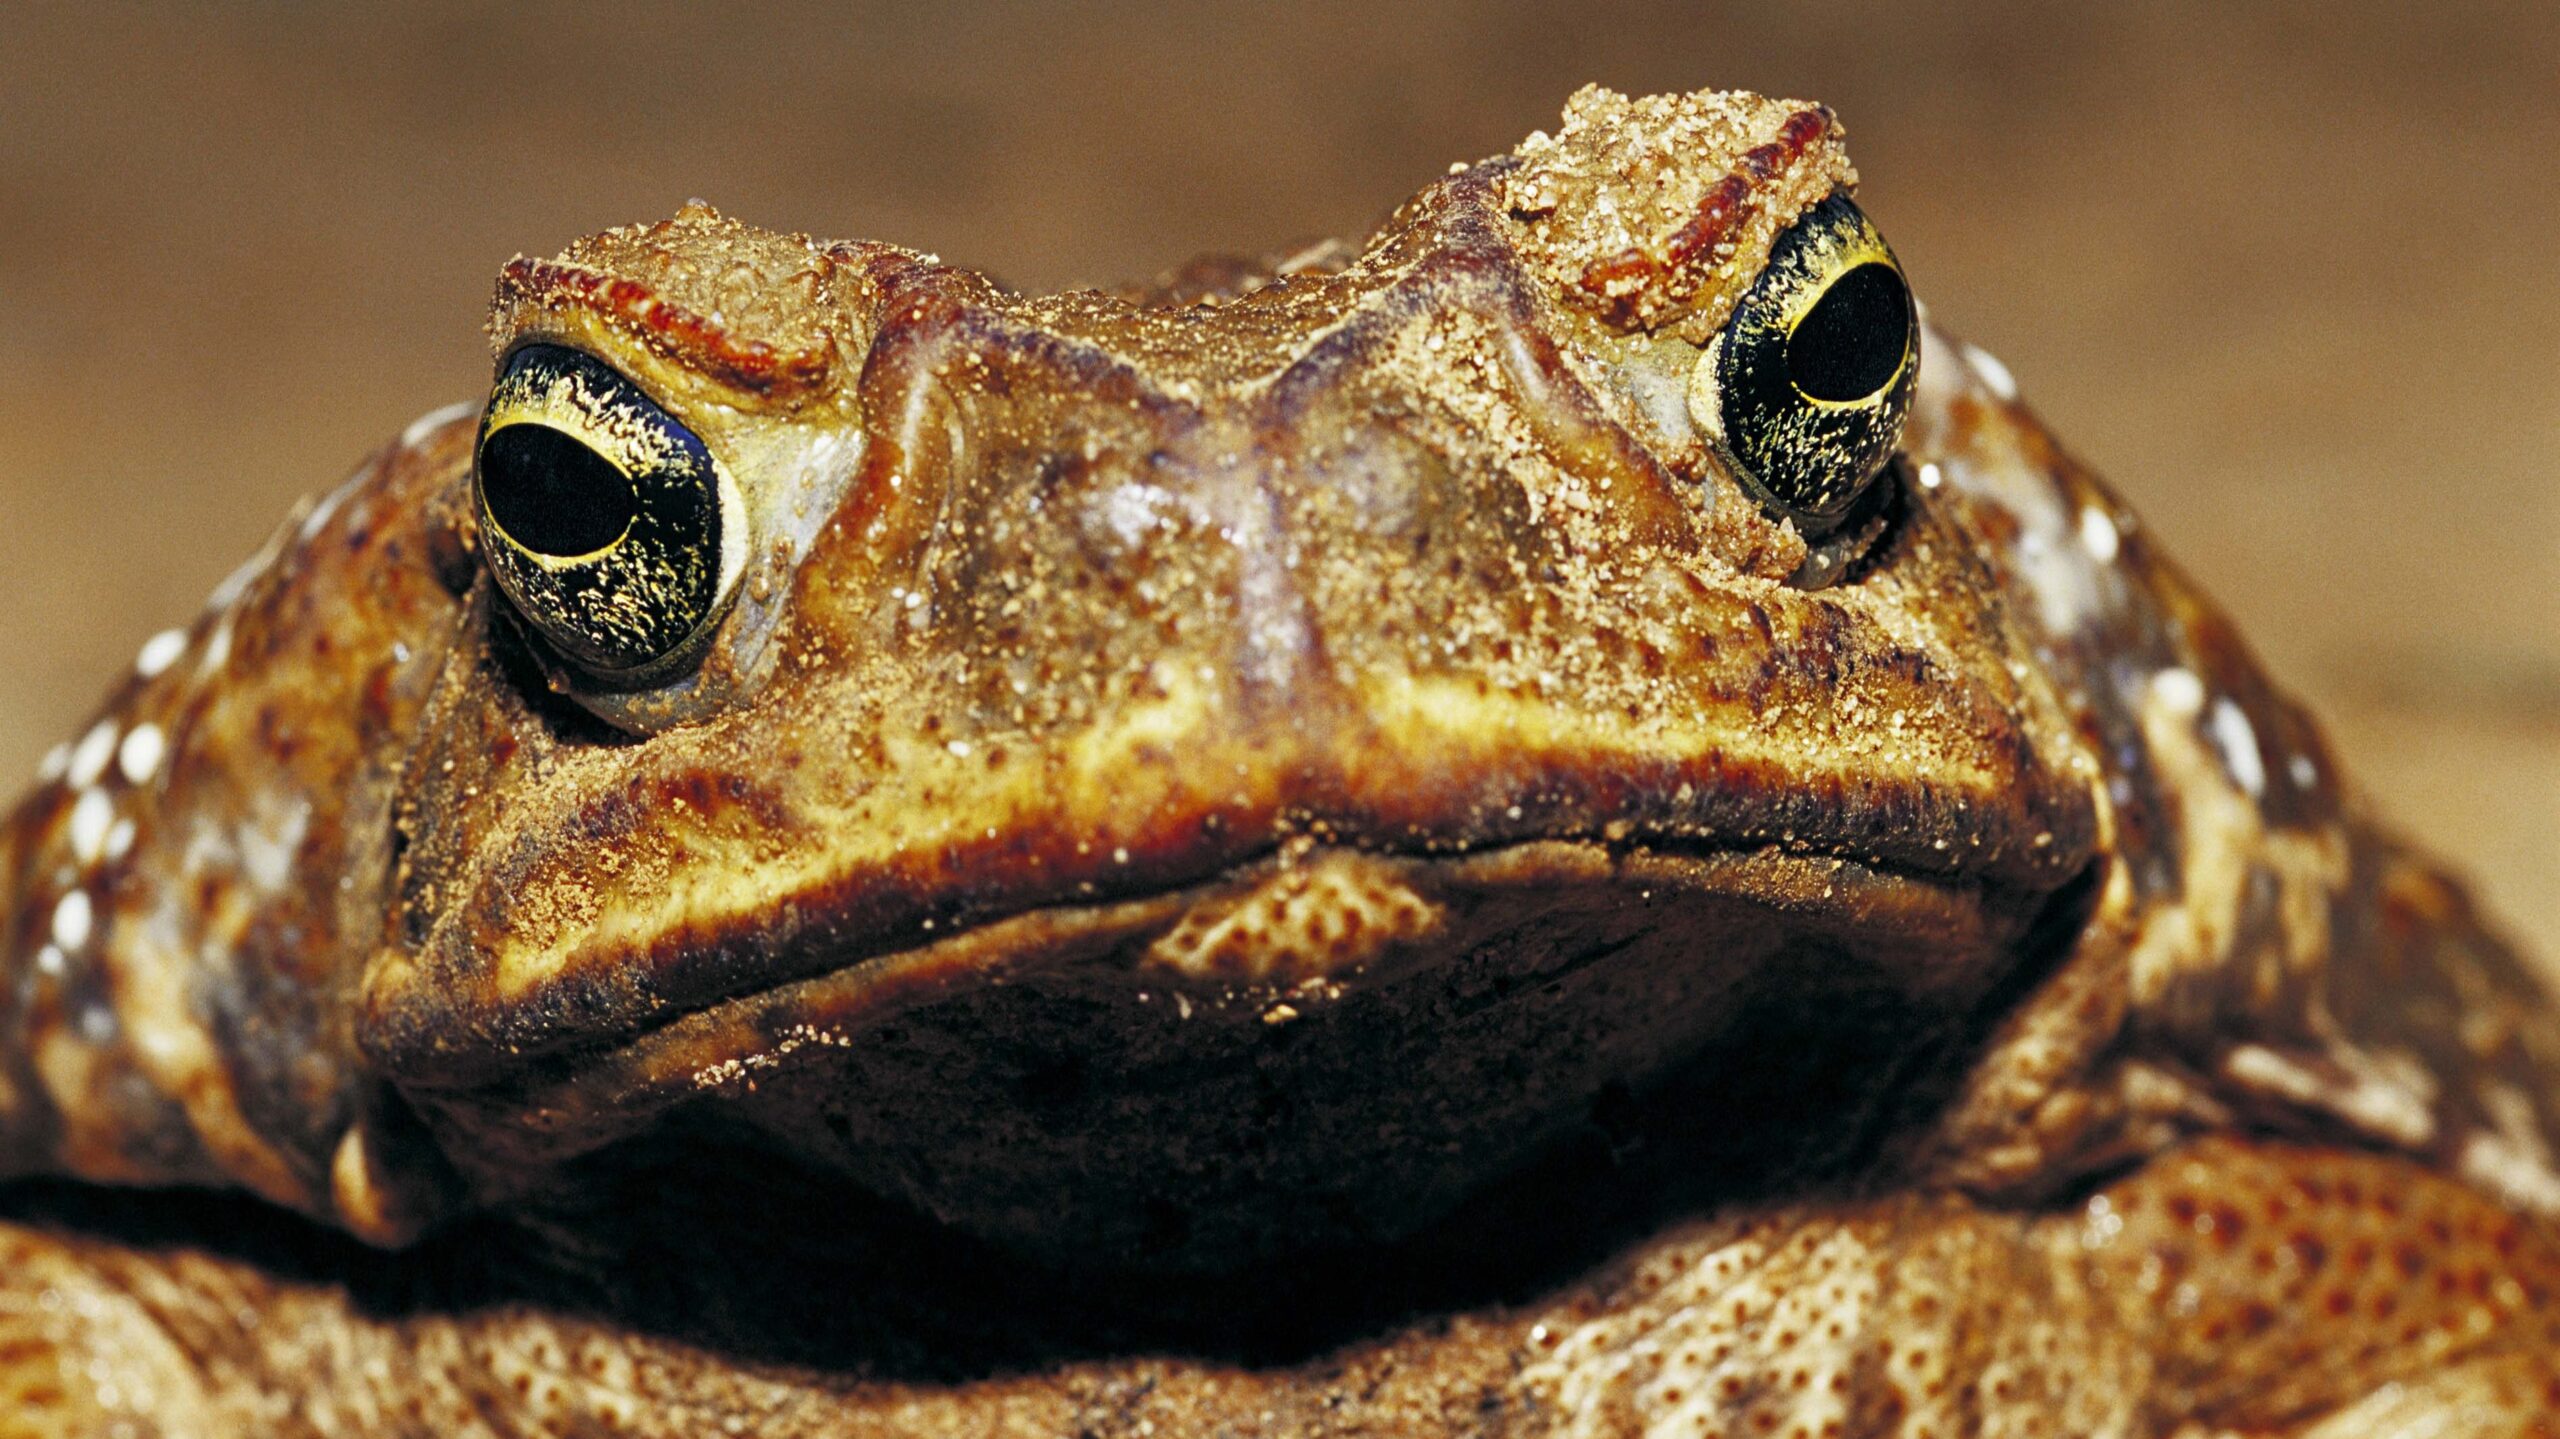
1, 86, 2555, 1435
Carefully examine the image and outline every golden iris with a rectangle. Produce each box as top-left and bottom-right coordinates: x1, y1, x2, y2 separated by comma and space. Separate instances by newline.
1690, 193, 1916, 533
475, 345, 744, 677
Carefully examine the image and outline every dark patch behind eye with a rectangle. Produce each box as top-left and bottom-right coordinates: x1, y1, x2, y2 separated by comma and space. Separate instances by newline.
481, 424, 638, 558
1786, 263, 1910, 404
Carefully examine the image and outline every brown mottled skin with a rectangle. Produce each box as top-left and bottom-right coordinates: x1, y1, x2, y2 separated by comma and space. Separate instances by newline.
1, 86, 2556, 1435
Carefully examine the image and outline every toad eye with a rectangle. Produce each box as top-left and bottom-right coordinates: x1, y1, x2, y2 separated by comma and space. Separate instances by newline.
474, 344, 747, 678
1689, 193, 1917, 535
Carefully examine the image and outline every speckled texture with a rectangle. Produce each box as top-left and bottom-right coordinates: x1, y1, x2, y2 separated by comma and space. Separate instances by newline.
0, 85, 2554, 1434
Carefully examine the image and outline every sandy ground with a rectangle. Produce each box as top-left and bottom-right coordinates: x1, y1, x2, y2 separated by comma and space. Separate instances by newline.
0, 1, 2551, 956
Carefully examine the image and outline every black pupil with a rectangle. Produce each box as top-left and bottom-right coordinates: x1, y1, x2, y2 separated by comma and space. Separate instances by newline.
480, 424, 638, 558
1785, 262, 1911, 404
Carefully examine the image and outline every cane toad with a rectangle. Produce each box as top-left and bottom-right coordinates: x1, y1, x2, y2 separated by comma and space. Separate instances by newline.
1, 86, 2556, 1435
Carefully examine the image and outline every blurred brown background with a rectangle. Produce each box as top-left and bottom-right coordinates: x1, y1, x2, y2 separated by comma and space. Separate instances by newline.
1, 2, 2552, 948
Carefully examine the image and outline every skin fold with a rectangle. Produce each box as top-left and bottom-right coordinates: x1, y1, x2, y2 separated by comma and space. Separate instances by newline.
0, 86, 2553, 1435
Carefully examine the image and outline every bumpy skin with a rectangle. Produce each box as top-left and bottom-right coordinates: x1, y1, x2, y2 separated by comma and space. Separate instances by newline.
1, 86, 2556, 1435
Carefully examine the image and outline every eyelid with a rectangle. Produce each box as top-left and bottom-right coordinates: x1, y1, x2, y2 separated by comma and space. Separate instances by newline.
483, 350, 686, 478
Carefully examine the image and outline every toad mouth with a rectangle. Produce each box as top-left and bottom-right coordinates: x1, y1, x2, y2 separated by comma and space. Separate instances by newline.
374, 825, 2080, 1171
